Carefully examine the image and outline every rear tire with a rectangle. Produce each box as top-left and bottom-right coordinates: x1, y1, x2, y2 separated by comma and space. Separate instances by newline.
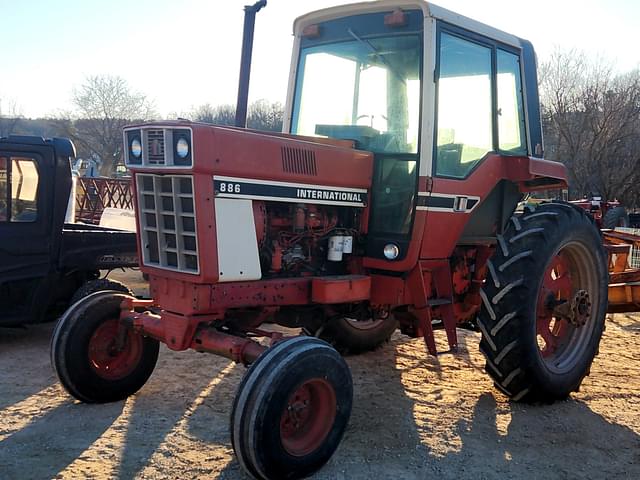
477, 202, 608, 402
231, 337, 352, 480
303, 304, 397, 354
602, 206, 629, 229
51, 291, 159, 403
316, 315, 397, 354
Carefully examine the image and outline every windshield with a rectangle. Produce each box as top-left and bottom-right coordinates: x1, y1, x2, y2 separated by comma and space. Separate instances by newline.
291, 34, 421, 154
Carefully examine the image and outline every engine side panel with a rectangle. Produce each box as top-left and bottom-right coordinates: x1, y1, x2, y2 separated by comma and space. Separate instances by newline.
214, 198, 261, 282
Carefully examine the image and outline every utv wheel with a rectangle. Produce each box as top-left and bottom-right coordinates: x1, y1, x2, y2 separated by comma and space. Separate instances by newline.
231, 337, 352, 480
318, 315, 398, 354
51, 291, 159, 403
478, 202, 608, 402
70, 278, 132, 305
602, 206, 629, 229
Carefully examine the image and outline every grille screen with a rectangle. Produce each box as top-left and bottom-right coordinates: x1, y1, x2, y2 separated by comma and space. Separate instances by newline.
137, 174, 199, 273
146, 129, 166, 165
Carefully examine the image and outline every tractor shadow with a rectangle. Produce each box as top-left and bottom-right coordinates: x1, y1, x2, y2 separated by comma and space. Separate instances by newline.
7, 323, 627, 480
0, 322, 57, 410
0, 333, 238, 479
440, 393, 640, 480
114, 352, 240, 478
0, 320, 124, 479
0, 400, 125, 478
420, 331, 640, 479
209, 331, 451, 479
607, 313, 640, 333
3, 321, 636, 480
214, 328, 640, 479
0, 321, 116, 480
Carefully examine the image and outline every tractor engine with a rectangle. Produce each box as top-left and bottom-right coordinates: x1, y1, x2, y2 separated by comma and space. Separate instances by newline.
253, 201, 361, 276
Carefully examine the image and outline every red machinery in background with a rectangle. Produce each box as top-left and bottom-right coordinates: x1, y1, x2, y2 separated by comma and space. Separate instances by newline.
571, 195, 629, 229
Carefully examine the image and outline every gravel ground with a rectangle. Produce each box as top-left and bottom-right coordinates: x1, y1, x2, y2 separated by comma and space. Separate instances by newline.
1, 270, 639, 479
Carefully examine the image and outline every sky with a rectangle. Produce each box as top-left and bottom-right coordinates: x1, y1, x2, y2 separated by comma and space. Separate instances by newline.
1, 0, 638, 119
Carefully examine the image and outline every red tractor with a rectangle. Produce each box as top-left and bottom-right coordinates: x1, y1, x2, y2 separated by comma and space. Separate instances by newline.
52, 2, 609, 478
570, 195, 629, 229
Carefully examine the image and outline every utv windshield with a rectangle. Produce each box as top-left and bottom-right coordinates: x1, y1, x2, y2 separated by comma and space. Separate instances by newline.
291, 28, 422, 154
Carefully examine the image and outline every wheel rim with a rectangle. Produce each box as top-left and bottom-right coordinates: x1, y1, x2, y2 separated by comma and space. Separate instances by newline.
88, 318, 143, 380
535, 241, 599, 374
280, 378, 337, 457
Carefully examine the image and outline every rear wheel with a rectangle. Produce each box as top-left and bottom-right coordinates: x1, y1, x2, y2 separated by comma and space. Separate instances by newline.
478, 202, 608, 402
306, 304, 397, 354
51, 291, 159, 403
231, 337, 352, 480
602, 206, 629, 229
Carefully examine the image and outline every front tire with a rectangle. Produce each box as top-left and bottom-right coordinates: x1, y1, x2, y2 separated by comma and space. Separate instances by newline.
231, 337, 352, 480
51, 291, 159, 403
478, 202, 608, 402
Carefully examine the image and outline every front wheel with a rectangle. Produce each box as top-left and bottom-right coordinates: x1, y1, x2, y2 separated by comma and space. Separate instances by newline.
231, 337, 352, 480
478, 202, 608, 402
51, 291, 159, 403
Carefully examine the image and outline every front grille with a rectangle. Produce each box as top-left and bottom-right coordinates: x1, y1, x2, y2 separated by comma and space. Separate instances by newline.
146, 130, 166, 165
137, 174, 199, 273
281, 146, 317, 175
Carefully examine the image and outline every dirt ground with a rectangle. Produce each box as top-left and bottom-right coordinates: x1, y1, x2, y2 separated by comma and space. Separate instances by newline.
1, 270, 639, 480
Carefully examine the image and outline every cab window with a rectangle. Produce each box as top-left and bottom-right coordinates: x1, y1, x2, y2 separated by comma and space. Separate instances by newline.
292, 34, 421, 155
497, 49, 527, 154
0, 156, 39, 222
435, 33, 493, 178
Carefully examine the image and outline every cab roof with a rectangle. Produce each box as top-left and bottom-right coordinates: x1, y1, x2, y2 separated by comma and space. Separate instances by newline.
293, 0, 524, 49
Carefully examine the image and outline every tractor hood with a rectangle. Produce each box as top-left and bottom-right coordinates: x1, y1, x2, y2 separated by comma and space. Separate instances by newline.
123, 121, 374, 192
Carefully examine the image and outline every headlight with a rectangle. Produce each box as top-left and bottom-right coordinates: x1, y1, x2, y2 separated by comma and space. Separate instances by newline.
131, 138, 142, 158
383, 243, 399, 260
176, 138, 189, 158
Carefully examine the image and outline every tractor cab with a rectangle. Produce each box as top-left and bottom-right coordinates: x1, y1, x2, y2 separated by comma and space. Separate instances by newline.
285, 1, 558, 266
289, 9, 422, 256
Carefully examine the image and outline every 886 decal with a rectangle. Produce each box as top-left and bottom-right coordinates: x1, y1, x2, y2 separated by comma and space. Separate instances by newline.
217, 182, 241, 194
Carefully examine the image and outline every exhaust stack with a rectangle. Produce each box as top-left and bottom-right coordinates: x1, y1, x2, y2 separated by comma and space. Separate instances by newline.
235, 0, 267, 128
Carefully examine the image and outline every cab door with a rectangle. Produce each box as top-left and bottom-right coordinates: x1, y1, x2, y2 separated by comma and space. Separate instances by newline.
0, 142, 55, 296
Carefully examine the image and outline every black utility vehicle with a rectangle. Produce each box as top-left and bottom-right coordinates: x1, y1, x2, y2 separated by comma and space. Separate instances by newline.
0, 135, 137, 326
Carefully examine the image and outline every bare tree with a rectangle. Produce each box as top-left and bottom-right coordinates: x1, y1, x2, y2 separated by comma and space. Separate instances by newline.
247, 99, 283, 132
193, 103, 236, 126
0, 98, 22, 138
192, 100, 283, 132
540, 49, 640, 206
65, 75, 155, 176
